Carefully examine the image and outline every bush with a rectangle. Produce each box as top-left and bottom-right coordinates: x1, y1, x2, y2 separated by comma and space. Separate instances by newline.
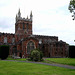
30, 49, 43, 61
0, 45, 9, 60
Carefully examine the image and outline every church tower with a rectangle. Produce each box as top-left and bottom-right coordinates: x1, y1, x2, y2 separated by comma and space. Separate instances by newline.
15, 9, 33, 42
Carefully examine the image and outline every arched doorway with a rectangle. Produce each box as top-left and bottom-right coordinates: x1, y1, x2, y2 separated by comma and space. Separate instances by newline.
19, 53, 22, 58
49, 53, 51, 57
27, 41, 35, 54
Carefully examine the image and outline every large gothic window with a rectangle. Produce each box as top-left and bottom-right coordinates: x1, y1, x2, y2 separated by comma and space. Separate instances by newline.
27, 41, 35, 54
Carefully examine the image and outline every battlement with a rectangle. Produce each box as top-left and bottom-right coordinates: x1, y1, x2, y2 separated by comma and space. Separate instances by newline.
0, 32, 15, 36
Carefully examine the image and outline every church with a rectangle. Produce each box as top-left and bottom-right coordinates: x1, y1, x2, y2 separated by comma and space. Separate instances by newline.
0, 9, 69, 58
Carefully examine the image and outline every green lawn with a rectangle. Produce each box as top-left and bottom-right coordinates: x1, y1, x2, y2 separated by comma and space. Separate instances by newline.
45, 58, 75, 66
7, 57, 27, 61
0, 61, 75, 75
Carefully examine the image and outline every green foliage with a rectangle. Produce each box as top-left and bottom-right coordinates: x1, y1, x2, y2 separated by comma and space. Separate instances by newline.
68, 0, 75, 20
0, 45, 9, 60
0, 61, 75, 75
30, 49, 43, 61
69, 0, 75, 13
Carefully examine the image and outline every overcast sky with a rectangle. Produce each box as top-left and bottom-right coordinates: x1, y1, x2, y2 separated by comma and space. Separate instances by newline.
0, 0, 75, 45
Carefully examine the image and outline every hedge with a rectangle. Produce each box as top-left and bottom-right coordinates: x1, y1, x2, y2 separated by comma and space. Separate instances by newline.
0, 45, 9, 60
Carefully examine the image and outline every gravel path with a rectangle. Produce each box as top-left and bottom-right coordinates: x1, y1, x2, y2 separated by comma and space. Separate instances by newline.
3, 60, 75, 69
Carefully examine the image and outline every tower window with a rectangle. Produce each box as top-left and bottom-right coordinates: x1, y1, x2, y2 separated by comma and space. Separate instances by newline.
23, 23, 25, 29
26, 23, 28, 31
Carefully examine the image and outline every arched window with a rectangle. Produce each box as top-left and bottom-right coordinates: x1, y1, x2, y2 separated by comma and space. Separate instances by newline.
27, 41, 35, 54
4, 37, 7, 43
12, 38, 15, 43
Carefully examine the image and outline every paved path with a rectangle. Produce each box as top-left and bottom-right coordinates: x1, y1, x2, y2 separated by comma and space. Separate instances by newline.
3, 60, 75, 69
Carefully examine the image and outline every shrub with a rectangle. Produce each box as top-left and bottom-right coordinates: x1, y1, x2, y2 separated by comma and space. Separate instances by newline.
30, 49, 43, 61
0, 45, 9, 60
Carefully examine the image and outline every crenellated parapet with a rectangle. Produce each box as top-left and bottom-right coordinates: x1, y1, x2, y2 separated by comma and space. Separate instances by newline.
0, 32, 15, 45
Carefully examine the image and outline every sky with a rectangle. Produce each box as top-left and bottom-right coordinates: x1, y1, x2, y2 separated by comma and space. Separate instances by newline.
0, 0, 75, 45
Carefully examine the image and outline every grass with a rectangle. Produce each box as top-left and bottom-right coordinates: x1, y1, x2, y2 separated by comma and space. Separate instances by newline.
45, 58, 75, 66
7, 57, 27, 61
0, 60, 75, 75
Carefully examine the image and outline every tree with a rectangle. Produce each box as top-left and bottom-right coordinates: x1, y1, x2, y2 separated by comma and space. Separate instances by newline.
29, 49, 43, 61
68, 0, 75, 20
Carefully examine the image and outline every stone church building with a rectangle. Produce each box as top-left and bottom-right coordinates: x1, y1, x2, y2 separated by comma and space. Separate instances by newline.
0, 9, 68, 58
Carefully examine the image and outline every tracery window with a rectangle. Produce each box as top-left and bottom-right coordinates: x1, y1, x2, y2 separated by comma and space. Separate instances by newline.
27, 41, 35, 54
